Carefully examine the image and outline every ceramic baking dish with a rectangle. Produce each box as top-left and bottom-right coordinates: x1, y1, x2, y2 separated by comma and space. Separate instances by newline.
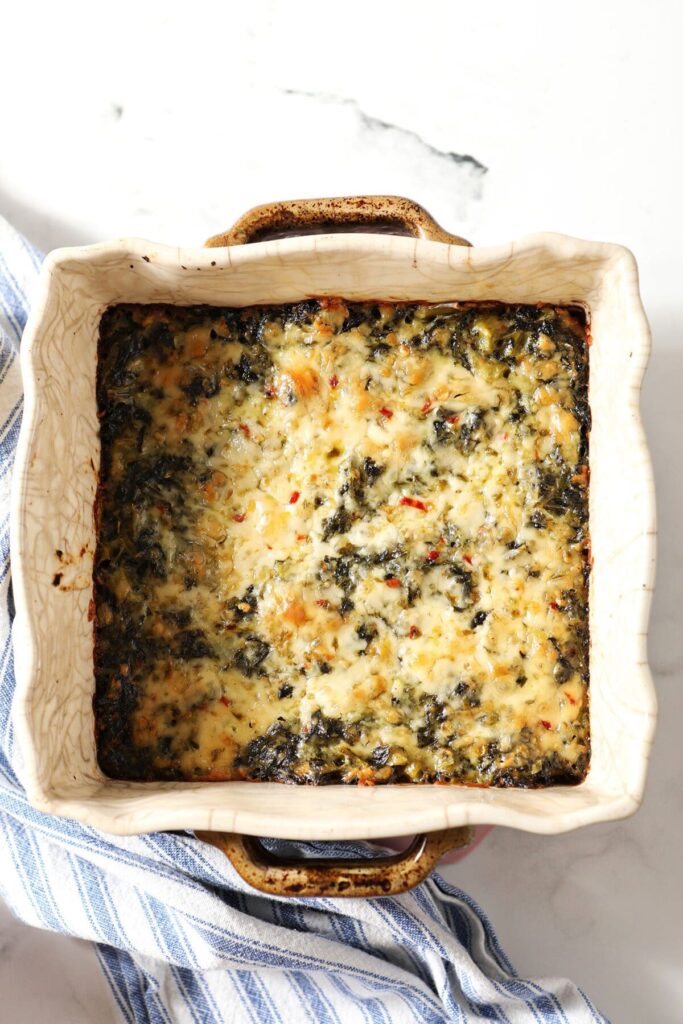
10, 196, 657, 896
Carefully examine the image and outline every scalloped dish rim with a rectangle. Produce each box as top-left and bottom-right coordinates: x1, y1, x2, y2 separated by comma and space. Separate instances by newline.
10, 231, 657, 839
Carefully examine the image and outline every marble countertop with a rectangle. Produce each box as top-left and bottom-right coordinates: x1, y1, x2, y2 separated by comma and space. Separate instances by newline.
1, 2, 681, 1022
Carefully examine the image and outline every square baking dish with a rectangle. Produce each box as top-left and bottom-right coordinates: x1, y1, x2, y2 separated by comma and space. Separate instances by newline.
11, 197, 656, 850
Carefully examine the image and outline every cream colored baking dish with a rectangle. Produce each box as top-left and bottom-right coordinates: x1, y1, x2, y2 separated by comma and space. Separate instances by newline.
11, 198, 656, 862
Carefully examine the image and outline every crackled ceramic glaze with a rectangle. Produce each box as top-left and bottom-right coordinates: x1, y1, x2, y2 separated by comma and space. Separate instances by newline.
10, 232, 656, 839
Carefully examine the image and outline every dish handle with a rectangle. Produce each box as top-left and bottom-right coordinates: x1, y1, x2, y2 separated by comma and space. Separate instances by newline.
204, 195, 471, 247
195, 827, 474, 898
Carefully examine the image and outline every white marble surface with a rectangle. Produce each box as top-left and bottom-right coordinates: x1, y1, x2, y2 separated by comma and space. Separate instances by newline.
1, 1, 681, 1022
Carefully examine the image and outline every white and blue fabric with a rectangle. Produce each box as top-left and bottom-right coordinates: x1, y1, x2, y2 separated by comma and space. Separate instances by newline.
0, 216, 607, 1023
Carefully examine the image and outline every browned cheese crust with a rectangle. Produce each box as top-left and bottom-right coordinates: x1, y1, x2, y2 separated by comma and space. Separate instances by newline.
94, 300, 590, 785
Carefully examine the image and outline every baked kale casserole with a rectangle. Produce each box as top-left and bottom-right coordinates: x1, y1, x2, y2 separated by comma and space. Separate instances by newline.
94, 299, 590, 786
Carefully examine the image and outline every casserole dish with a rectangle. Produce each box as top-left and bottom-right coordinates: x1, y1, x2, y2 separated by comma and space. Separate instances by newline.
11, 196, 657, 896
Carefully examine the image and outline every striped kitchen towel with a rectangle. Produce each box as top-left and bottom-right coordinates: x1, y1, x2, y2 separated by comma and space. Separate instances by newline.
0, 215, 607, 1024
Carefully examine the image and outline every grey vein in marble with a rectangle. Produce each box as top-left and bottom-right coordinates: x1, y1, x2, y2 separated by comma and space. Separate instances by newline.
282, 88, 488, 187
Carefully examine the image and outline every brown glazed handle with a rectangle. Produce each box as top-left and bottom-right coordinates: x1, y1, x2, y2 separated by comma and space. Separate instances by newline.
205, 195, 471, 248
196, 827, 473, 898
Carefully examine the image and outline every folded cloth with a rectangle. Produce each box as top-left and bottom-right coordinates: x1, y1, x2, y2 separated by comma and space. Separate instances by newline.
0, 216, 607, 1024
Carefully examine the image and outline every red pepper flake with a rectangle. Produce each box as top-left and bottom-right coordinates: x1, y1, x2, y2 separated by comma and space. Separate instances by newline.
409, 625, 420, 639
232, 513, 246, 523
219, 695, 231, 707
289, 491, 300, 504
385, 577, 401, 588
564, 691, 577, 705
316, 599, 329, 608
238, 422, 251, 437
400, 496, 428, 512
328, 374, 339, 388
462, 554, 473, 565
420, 398, 433, 414
296, 533, 307, 541
319, 297, 345, 312
379, 406, 394, 418
426, 549, 439, 562
446, 414, 459, 425
540, 719, 553, 730
549, 601, 560, 611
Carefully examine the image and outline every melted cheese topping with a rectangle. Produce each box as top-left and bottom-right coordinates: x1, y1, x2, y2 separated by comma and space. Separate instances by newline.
94, 300, 590, 786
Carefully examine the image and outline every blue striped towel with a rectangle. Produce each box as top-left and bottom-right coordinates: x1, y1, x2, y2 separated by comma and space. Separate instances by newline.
0, 216, 607, 1024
